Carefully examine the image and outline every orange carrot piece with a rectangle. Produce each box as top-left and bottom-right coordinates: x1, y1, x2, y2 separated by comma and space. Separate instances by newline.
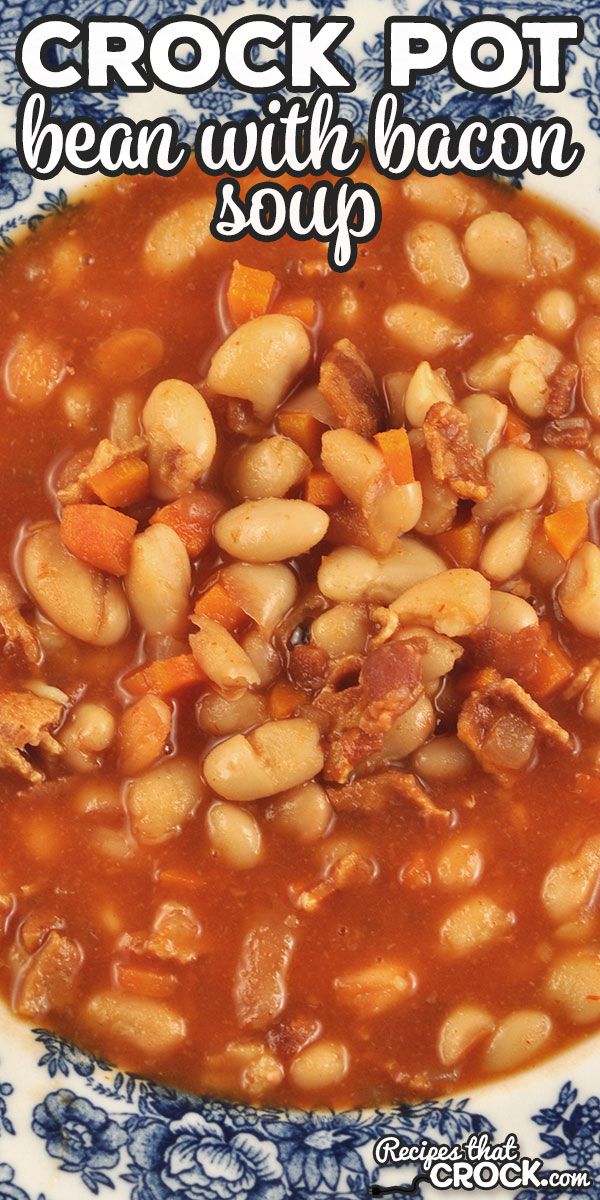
529, 621, 573, 699
227, 261, 277, 326
436, 519, 483, 569
276, 296, 317, 325
268, 680, 305, 720
276, 410, 325, 460
374, 428, 415, 485
504, 409, 530, 444
150, 490, 223, 558
60, 503, 137, 576
115, 963, 177, 1000
156, 867, 204, 891
303, 469, 343, 509
543, 501, 589, 561
89, 457, 149, 508
125, 654, 206, 698
193, 581, 248, 632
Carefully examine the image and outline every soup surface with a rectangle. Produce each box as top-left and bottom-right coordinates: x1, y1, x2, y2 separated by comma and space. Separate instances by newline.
1, 167, 600, 1109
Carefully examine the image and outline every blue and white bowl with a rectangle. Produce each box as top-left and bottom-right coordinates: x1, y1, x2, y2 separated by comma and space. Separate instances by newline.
1, 2, 600, 1197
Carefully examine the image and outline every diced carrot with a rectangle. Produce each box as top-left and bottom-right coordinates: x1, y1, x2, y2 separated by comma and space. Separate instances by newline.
374, 428, 415, 486
543, 501, 589, 561
436, 519, 483, 569
149, 489, 223, 558
276, 296, 317, 325
60, 503, 137, 576
194, 581, 249, 632
125, 654, 206, 698
529, 621, 574, 699
227, 261, 277, 326
156, 866, 204, 891
115, 963, 177, 1000
303, 469, 343, 509
89, 457, 149, 508
268, 680, 305, 720
276, 410, 325, 460
504, 409, 530, 444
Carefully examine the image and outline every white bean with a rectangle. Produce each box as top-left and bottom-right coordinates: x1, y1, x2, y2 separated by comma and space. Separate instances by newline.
190, 617, 260, 690
379, 695, 435, 762
535, 289, 577, 339
438, 1004, 495, 1066
126, 526, 190, 637
558, 542, 600, 637
334, 960, 416, 1017
413, 735, 474, 781
527, 216, 575, 276
577, 316, 600, 424
206, 802, 263, 869
544, 948, 600, 1024
221, 563, 298, 637
437, 838, 484, 889
60, 701, 115, 772
405, 220, 470, 302
474, 446, 549, 524
127, 758, 202, 844
480, 511, 538, 583
207, 315, 311, 423
541, 835, 600, 923
22, 523, 129, 646
203, 718, 324, 802
317, 541, 445, 605
487, 590, 538, 634
228, 436, 310, 500
142, 379, 217, 501
311, 604, 369, 659
484, 1010, 552, 1073
267, 782, 333, 843
215, 499, 328, 563
440, 895, 515, 955
390, 568, 490, 637
458, 393, 507, 455
464, 212, 531, 280
144, 197, 214, 276
84, 992, 186, 1055
404, 361, 454, 428
384, 303, 469, 358
289, 1040, 349, 1091
544, 448, 600, 508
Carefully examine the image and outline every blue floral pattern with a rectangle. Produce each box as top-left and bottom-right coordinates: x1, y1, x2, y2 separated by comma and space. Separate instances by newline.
0, 0, 599, 1196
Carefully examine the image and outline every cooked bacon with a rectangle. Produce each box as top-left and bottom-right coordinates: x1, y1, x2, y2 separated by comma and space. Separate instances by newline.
0, 573, 40, 666
543, 415, 591, 448
0, 690, 63, 783
288, 643, 328, 691
327, 768, 451, 822
57, 436, 146, 504
295, 851, 375, 912
123, 902, 203, 965
563, 658, 600, 701
319, 339, 381, 437
468, 624, 543, 687
457, 668, 571, 785
266, 1014, 320, 1058
422, 401, 490, 502
308, 641, 423, 782
547, 361, 578, 419
15, 931, 81, 1017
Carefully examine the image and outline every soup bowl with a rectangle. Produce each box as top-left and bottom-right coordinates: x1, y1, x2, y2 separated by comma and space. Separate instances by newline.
1, 1, 600, 1197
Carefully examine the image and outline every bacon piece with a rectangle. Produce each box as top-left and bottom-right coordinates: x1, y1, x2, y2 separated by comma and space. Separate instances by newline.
457, 668, 571, 785
0, 691, 63, 783
266, 1014, 320, 1059
543, 416, 591, 449
423, 401, 490, 502
319, 339, 381, 436
15, 931, 81, 1017
57, 436, 146, 504
547, 361, 578, 418
468, 624, 542, 687
0, 573, 40, 667
327, 769, 451, 822
123, 902, 203, 965
288, 643, 328, 691
295, 851, 375, 912
308, 641, 423, 782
